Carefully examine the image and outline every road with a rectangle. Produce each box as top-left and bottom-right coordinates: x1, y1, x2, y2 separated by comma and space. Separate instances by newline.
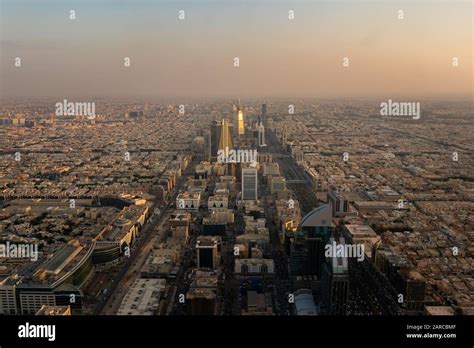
266, 128, 400, 315
266, 129, 319, 214
262, 185, 291, 315
94, 156, 200, 315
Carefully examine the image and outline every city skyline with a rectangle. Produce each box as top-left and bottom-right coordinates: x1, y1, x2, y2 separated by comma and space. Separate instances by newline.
0, 1, 472, 345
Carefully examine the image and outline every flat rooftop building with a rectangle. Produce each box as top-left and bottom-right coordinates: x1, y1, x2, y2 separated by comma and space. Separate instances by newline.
425, 306, 455, 315
117, 278, 166, 315
36, 305, 71, 316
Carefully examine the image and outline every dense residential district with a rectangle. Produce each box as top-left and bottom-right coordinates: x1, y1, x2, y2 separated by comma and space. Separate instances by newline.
0, 99, 472, 316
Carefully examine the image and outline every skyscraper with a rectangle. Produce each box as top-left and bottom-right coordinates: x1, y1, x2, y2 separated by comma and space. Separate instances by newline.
290, 204, 332, 278
289, 230, 308, 275
241, 166, 258, 201
218, 119, 233, 152
203, 130, 211, 161
258, 120, 266, 147
227, 121, 235, 142
186, 289, 216, 315
321, 237, 349, 315
196, 236, 222, 269
261, 103, 267, 126
327, 191, 349, 217
210, 120, 219, 159
237, 100, 245, 138
282, 125, 288, 145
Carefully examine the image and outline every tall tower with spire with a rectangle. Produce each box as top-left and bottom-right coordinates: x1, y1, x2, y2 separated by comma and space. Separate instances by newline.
237, 99, 245, 138
218, 118, 233, 151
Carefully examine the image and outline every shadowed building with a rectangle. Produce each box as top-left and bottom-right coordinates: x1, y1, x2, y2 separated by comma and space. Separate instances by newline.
241, 166, 258, 201
290, 204, 332, 279
321, 238, 349, 315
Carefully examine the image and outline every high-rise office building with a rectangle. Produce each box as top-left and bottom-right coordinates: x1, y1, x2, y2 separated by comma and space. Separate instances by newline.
289, 231, 308, 275
203, 130, 211, 161
217, 119, 233, 152
328, 191, 349, 217
321, 237, 349, 315
258, 120, 266, 147
261, 103, 267, 125
394, 268, 426, 310
290, 204, 332, 278
228, 122, 235, 141
282, 125, 288, 144
293, 288, 317, 315
241, 167, 258, 201
237, 100, 245, 137
402, 273, 426, 310
186, 288, 216, 315
196, 236, 222, 269
216, 118, 237, 176
210, 120, 219, 159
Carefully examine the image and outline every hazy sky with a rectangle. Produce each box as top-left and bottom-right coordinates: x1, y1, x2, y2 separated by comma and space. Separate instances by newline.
0, 0, 472, 99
